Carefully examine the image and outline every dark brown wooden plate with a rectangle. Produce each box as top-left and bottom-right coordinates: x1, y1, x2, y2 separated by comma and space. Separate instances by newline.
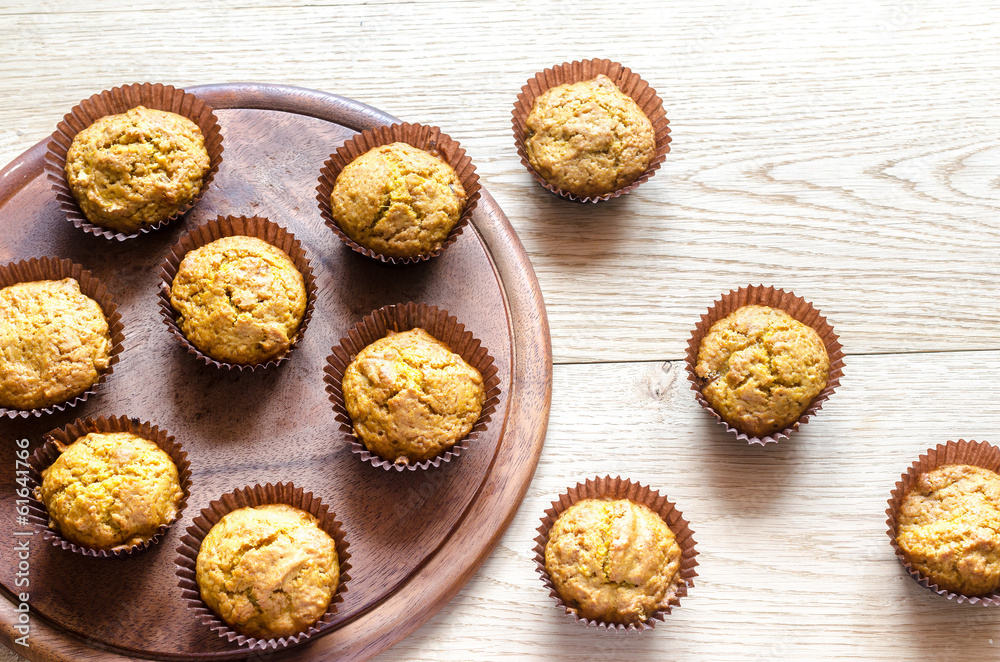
0, 83, 552, 661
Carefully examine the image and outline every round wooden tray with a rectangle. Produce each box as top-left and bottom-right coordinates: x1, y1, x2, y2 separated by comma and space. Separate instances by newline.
0, 83, 552, 661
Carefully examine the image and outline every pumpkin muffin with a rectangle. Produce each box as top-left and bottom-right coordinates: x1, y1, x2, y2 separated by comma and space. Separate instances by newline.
0, 279, 111, 410
169, 235, 307, 365
37, 431, 182, 551
341, 327, 485, 464
525, 74, 655, 198
196, 504, 340, 640
897, 464, 1000, 596
545, 497, 682, 624
695, 304, 829, 437
64, 106, 210, 233
330, 142, 467, 259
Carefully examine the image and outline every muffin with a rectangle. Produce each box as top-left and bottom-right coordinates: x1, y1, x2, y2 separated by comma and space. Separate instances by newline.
64, 105, 210, 233
525, 74, 655, 198
341, 327, 486, 464
169, 235, 308, 365
329, 142, 467, 259
695, 304, 830, 437
0, 278, 111, 410
196, 504, 340, 640
896, 463, 1000, 596
544, 497, 682, 624
37, 431, 182, 551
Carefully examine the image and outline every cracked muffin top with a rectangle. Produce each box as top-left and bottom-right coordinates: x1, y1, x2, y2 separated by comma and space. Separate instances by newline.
897, 464, 1000, 596
169, 235, 307, 365
341, 327, 486, 465
525, 74, 655, 198
65, 106, 210, 233
0, 278, 111, 410
37, 431, 182, 551
196, 504, 340, 640
695, 304, 829, 437
545, 497, 682, 624
329, 142, 467, 259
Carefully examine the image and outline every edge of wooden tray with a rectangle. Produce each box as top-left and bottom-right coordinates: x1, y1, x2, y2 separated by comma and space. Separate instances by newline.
0, 82, 552, 662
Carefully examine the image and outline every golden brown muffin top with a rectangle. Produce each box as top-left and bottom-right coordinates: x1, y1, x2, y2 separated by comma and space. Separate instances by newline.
170, 235, 307, 365
330, 142, 467, 259
897, 464, 1000, 596
196, 504, 340, 640
695, 304, 829, 437
525, 74, 655, 198
545, 497, 682, 624
65, 106, 210, 232
0, 278, 111, 410
38, 431, 182, 550
342, 327, 486, 464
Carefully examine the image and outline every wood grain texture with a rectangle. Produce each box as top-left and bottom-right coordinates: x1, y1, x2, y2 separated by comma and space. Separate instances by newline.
1, 0, 998, 660
1, 0, 999, 363
382, 351, 1000, 660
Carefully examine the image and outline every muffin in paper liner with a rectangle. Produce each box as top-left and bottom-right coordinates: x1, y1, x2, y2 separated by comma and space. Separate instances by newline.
533, 475, 698, 631
0, 256, 125, 419
44, 82, 224, 241
174, 482, 352, 651
323, 301, 501, 472
684, 284, 845, 446
512, 58, 671, 203
24, 415, 192, 558
316, 121, 481, 265
157, 214, 317, 371
886, 439, 1000, 606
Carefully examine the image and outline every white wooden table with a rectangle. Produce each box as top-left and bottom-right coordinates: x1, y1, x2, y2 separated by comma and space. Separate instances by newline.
2, 1, 999, 659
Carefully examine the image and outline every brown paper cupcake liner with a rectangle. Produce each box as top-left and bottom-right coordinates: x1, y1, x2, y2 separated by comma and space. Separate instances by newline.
512, 58, 671, 203
174, 482, 352, 651
684, 284, 845, 445
0, 257, 125, 418
886, 439, 1000, 606
24, 415, 192, 558
323, 302, 501, 471
316, 122, 481, 265
157, 215, 317, 371
44, 82, 224, 241
533, 475, 698, 631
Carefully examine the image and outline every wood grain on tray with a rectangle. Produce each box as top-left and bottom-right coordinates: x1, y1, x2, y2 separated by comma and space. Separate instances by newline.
0, 86, 550, 660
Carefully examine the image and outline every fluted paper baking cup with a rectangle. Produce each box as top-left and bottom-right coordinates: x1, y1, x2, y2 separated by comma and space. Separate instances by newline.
44, 82, 224, 241
174, 482, 351, 651
684, 284, 845, 445
0, 257, 124, 418
323, 301, 501, 471
512, 58, 670, 203
886, 439, 1000, 605
25, 415, 192, 558
158, 215, 317, 371
533, 475, 698, 631
316, 121, 481, 265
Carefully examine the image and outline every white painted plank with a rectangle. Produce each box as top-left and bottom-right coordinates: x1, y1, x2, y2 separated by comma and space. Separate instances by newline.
5, 351, 993, 660
382, 350, 1000, 660
0, 1, 998, 362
